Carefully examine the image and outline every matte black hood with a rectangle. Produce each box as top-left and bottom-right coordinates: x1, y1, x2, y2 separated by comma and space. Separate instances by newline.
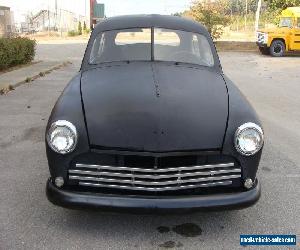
81, 62, 228, 151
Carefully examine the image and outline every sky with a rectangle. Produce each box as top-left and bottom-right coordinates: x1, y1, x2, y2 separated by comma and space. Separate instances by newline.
0, 0, 192, 23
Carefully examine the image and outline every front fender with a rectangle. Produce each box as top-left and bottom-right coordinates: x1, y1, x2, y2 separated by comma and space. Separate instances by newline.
222, 75, 263, 181
45, 73, 89, 179
268, 36, 287, 48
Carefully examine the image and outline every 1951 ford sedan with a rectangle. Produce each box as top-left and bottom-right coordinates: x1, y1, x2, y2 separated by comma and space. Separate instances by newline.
45, 15, 264, 213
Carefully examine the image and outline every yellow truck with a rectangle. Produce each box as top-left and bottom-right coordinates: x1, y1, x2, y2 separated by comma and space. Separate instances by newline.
256, 7, 300, 56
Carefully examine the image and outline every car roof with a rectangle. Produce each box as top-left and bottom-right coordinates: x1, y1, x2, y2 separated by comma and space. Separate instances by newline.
93, 14, 209, 35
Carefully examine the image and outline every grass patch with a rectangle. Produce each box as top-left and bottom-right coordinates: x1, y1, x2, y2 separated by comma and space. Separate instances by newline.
25, 77, 32, 83
68, 30, 81, 37
0, 85, 14, 95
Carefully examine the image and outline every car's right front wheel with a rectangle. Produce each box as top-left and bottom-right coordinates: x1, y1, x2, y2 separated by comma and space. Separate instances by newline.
270, 40, 285, 57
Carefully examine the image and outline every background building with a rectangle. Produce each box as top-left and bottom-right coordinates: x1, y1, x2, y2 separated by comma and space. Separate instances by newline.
28, 9, 87, 33
90, 0, 105, 29
0, 0, 97, 35
0, 5, 14, 37
0, 1, 106, 36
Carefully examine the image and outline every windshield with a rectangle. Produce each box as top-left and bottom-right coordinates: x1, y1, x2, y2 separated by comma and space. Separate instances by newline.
89, 28, 215, 67
279, 17, 293, 28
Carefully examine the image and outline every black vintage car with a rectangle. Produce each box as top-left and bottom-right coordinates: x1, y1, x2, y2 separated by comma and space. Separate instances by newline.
46, 15, 264, 212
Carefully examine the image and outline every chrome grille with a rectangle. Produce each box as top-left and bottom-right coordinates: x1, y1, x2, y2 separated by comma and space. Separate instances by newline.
68, 162, 241, 192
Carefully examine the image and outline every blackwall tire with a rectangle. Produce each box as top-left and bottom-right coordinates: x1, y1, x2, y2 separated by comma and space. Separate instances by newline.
270, 40, 285, 57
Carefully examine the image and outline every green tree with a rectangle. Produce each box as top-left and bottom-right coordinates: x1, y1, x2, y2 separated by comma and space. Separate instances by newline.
189, 0, 231, 40
172, 12, 183, 17
266, 0, 300, 11
228, 0, 258, 15
83, 21, 87, 31
78, 21, 82, 35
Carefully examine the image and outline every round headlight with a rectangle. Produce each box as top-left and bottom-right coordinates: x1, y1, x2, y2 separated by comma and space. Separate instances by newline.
235, 122, 264, 156
47, 120, 77, 154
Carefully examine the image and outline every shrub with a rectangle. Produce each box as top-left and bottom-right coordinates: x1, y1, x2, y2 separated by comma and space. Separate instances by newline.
78, 21, 82, 35
84, 28, 91, 35
68, 30, 79, 37
0, 37, 36, 70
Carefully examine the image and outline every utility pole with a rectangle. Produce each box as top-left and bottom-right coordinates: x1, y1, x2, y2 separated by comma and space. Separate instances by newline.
85, 0, 87, 18
48, 0, 50, 36
236, 0, 239, 32
85, 0, 88, 26
55, 0, 57, 31
60, 5, 62, 37
244, 0, 248, 31
90, 0, 94, 30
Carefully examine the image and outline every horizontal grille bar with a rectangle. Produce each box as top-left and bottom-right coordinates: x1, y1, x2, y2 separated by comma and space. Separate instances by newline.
75, 163, 235, 173
78, 180, 233, 191
69, 168, 241, 179
69, 161, 240, 192
69, 174, 241, 186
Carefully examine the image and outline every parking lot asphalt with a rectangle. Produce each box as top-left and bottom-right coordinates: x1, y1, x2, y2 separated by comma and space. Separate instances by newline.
0, 43, 299, 250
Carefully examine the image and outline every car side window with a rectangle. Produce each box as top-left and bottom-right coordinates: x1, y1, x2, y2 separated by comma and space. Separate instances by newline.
90, 33, 105, 64
279, 17, 293, 28
192, 34, 214, 67
192, 35, 200, 56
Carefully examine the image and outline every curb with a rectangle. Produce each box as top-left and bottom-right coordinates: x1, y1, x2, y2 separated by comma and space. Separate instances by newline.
0, 61, 72, 95
215, 41, 257, 52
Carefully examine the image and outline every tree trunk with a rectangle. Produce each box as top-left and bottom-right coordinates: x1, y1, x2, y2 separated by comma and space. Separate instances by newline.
244, 0, 248, 31
255, 0, 262, 32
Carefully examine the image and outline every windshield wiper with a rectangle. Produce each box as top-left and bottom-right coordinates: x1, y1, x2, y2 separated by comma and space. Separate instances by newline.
173, 61, 209, 68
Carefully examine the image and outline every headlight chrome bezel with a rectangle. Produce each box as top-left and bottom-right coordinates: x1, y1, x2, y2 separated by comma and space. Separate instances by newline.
47, 120, 78, 154
234, 122, 264, 156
